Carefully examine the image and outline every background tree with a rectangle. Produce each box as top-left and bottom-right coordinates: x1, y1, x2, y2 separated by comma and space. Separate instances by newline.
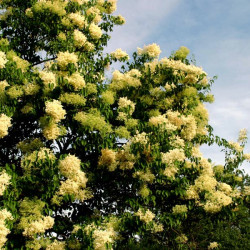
0, 0, 249, 249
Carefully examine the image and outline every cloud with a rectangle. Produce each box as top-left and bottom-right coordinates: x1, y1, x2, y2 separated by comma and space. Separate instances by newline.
106, 0, 181, 53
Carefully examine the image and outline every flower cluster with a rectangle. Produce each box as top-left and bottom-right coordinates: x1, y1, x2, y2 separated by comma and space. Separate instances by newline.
135, 208, 155, 224
161, 148, 185, 179
204, 191, 232, 213
53, 154, 89, 203
33, 0, 67, 16
160, 57, 206, 81
84, 218, 119, 250
101, 90, 115, 105
110, 48, 129, 60
238, 128, 247, 143
89, 23, 102, 39
57, 51, 78, 69
174, 46, 190, 60
0, 114, 11, 138
23, 216, 54, 237
208, 242, 219, 249
149, 114, 177, 131
175, 234, 188, 244
228, 141, 243, 152
131, 131, 148, 145
68, 12, 85, 28
0, 80, 9, 92
59, 92, 86, 106
46, 240, 66, 250
118, 97, 135, 115
74, 110, 112, 135
109, 69, 141, 91
137, 43, 161, 58
11, 54, 30, 72
42, 100, 66, 139
0, 209, 13, 248
73, 29, 87, 47
18, 198, 54, 238
133, 169, 155, 183
45, 99, 66, 122
172, 204, 188, 214
21, 147, 55, 173
98, 148, 117, 171
0, 171, 11, 196
86, 6, 102, 24
39, 71, 57, 91
65, 72, 86, 90
0, 51, 7, 68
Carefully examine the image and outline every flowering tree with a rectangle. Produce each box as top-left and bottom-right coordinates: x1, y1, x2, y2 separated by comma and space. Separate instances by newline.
0, 0, 249, 249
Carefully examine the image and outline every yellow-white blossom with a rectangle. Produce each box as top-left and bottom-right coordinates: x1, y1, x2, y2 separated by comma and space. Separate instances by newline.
149, 114, 177, 131
131, 131, 148, 145
57, 51, 78, 69
133, 169, 155, 183
45, 100, 66, 122
228, 141, 243, 152
89, 23, 102, 39
105, 0, 117, 14
65, 72, 86, 90
135, 208, 155, 224
137, 43, 161, 58
110, 48, 129, 60
46, 240, 66, 250
0, 114, 11, 138
86, 6, 102, 24
0, 171, 11, 196
39, 71, 57, 89
161, 149, 185, 166
73, 29, 87, 47
58, 154, 81, 177
175, 234, 188, 244
0, 80, 9, 92
194, 174, 217, 192
23, 216, 54, 237
42, 123, 61, 140
0, 51, 7, 68
204, 191, 232, 213
98, 148, 117, 171
12, 55, 29, 72
0, 209, 13, 248
172, 204, 188, 214
23, 82, 40, 96
208, 242, 219, 249
181, 115, 197, 140
118, 97, 135, 115
217, 182, 232, 195
238, 128, 247, 143
21, 147, 55, 171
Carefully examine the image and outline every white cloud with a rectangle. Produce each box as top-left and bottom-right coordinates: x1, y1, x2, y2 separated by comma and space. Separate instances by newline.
106, 0, 181, 53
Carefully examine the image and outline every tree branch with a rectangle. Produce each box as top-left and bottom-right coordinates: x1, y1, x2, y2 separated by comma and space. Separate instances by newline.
32, 57, 56, 67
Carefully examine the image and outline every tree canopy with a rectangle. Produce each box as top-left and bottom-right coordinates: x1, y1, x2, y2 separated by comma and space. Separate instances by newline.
0, 0, 249, 249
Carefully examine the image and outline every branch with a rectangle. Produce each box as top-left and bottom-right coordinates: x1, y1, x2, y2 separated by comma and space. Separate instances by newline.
32, 57, 56, 67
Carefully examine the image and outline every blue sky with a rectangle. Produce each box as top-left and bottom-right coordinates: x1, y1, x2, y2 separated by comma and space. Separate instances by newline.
106, 0, 250, 173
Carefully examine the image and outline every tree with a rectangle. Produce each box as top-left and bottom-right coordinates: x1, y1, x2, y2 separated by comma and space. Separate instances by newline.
0, 0, 249, 249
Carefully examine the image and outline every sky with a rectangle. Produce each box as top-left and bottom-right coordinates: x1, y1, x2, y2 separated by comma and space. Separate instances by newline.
105, 0, 250, 173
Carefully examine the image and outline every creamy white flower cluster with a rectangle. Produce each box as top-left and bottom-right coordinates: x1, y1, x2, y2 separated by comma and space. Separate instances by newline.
0, 113, 11, 138
0, 209, 13, 248
0, 171, 11, 196
52, 155, 89, 204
